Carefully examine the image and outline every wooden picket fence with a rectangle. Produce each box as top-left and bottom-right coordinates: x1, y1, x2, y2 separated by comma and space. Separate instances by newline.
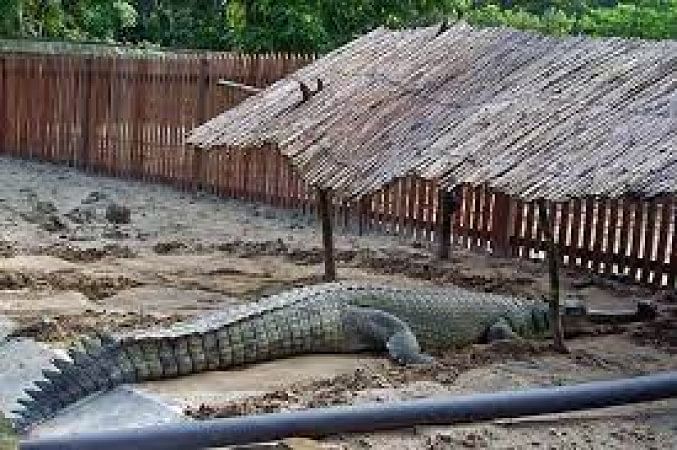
193, 144, 676, 289
0, 52, 674, 288
0, 51, 314, 180
340, 178, 675, 288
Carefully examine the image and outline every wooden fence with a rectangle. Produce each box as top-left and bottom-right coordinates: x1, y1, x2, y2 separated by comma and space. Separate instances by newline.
0, 52, 674, 288
363, 180, 676, 289
192, 145, 676, 289
0, 51, 313, 180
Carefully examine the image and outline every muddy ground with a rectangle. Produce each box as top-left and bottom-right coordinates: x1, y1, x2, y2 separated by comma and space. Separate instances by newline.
0, 156, 675, 449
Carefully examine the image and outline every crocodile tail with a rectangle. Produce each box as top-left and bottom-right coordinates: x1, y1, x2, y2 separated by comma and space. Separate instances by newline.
10, 333, 131, 434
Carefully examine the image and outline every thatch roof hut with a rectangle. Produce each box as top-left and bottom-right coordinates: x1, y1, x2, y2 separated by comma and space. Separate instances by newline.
188, 23, 676, 289
188, 23, 676, 202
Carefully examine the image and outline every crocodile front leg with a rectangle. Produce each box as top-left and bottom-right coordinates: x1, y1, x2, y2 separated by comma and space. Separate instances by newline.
486, 318, 520, 343
341, 307, 434, 365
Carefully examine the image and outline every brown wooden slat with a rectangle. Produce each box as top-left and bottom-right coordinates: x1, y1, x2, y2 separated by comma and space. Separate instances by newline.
524, 201, 536, 258
461, 185, 471, 249
641, 199, 657, 284
668, 200, 676, 289
491, 191, 510, 257
593, 198, 607, 273
629, 200, 644, 282
570, 199, 583, 266
511, 199, 524, 258
655, 198, 671, 286
557, 201, 570, 264
582, 198, 595, 269
604, 198, 619, 276
416, 179, 426, 242
427, 181, 436, 243
618, 198, 632, 275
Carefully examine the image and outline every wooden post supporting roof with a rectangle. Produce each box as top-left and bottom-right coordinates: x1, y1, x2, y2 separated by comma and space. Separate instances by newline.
318, 188, 336, 281
538, 199, 567, 353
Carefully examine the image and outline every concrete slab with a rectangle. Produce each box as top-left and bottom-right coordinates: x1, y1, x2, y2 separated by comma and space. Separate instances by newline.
29, 387, 186, 438
0, 339, 59, 414
0, 316, 17, 341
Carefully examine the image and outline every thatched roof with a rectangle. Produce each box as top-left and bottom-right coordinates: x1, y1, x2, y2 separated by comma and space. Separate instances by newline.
188, 23, 677, 201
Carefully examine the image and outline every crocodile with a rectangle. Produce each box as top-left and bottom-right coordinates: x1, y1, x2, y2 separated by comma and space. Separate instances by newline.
10, 281, 552, 433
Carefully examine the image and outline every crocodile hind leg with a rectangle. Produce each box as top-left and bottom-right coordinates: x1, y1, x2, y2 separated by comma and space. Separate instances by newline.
486, 318, 519, 343
341, 306, 434, 365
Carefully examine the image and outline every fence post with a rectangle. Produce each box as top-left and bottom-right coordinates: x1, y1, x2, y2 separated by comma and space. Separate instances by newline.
318, 188, 336, 281
538, 198, 567, 353
492, 191, 512, 257
436, 188, 455, 259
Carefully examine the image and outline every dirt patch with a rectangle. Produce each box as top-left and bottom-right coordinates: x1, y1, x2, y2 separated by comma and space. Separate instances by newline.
7, 310, 182, 344
186, 340, 552, 420
0, 269, 141, 300
35, 244, 136, 263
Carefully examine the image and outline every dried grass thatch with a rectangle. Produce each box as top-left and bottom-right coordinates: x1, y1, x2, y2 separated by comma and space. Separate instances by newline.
188, 23, 677, 201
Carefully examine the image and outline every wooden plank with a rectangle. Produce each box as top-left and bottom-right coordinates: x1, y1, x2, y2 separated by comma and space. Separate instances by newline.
492, 191, 511, 257
398, 178, 407, 238
604, 198, 619, 276
414, 180, 424, 242
383, 184, 391, 234
669, 199, 677, 289
629, 200, 644, 283
437, 189, 454, 259
375, 188, 383, 234
641, 199, 657, 284
461, 186, 471, 249
426, 181, 435, 243
570, 199, 583, 266
593, 198, 607, 274
79, 57, 94, 170
406, 177, 416, 238
582, 198, 594, 270
618, 198, 632, 275
36, 56, 47, 161
524, 201, 536, 258
481, 187, 492, 249
472, 185, 483, 249
0, 56, 5, 154
557, 201, 570, 264
511, 199, 523, 258
654, 198, 671, 286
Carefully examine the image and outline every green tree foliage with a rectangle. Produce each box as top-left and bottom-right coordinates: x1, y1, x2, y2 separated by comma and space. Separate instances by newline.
0, 0, 674, 52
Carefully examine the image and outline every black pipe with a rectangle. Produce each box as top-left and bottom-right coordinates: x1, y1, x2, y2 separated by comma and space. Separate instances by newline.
21, 371, 677, 450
